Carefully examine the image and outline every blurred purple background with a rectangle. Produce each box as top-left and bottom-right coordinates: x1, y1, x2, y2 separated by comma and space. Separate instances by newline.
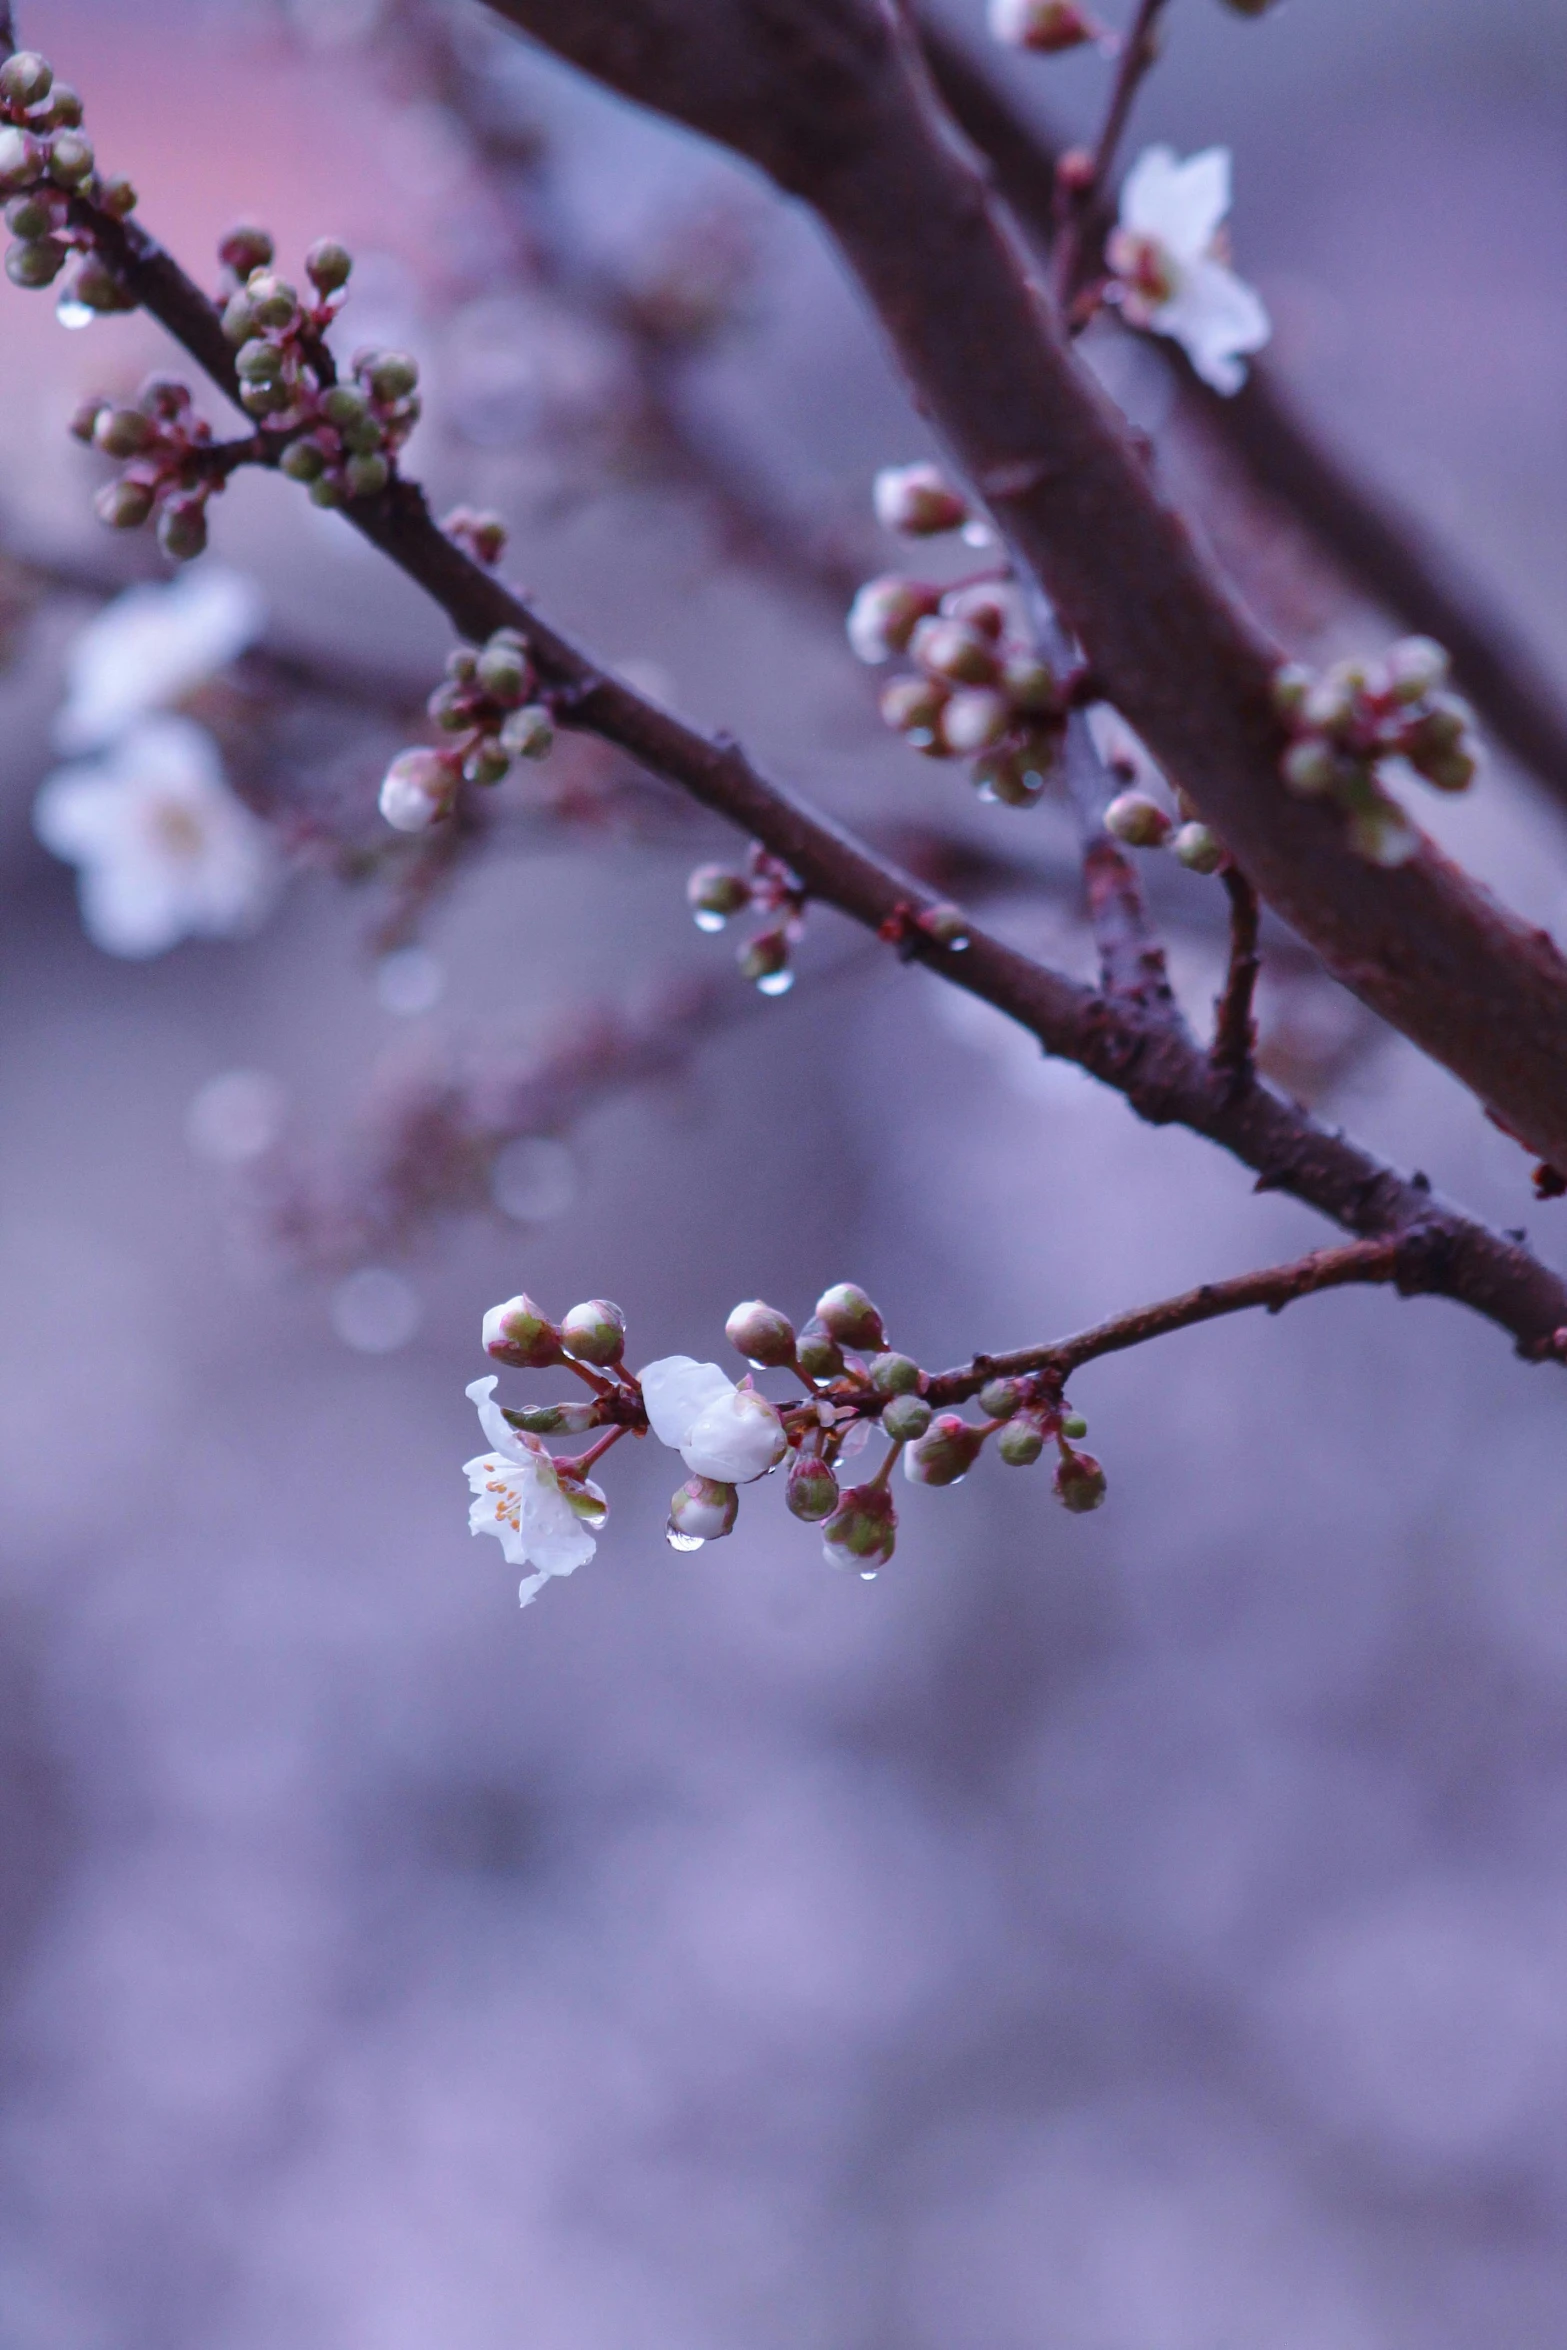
3, 1, 1567, 2342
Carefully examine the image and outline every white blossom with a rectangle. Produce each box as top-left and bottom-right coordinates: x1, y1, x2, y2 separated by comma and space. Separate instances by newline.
1108, 146, 1270, 396
639, 1354, 787, 1484
54, 568, 266, 753
34, 716, 280, 957
463, 1376, 604, 1605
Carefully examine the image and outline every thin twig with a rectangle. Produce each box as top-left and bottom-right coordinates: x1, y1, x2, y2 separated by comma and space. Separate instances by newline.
1211, 861, 1261, 1087
1051, 0, 1171, 311
926, 1236, 1408, 1402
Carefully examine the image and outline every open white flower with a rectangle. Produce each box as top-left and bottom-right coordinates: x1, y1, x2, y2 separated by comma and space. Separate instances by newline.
54, 568, 266, 753
639, 1355, 787, 1483
35, 716, 281, 958
1107, 146, 1270, 396
463, 1376, 604, 1605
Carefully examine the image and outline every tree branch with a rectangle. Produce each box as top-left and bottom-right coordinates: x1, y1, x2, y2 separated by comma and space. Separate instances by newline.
1211, 861, 1261, 1087
36, 172, 1567, 1368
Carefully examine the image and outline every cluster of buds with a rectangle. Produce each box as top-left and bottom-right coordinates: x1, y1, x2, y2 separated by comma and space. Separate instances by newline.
1271, 638, 1478, 867
686, 844, 807, 996
215, 224, 420, 506
1103, 784, 1225, 875
1, 48, 136, 315
987, 0, 1106, 53
849, 463, 1074, 810
70, 377, 222, 561
379, 626, 556, 833
465, 1279, 1109, 1605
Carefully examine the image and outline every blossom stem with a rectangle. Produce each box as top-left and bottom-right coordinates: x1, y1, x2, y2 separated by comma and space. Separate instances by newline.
1051, 0, 1173, 311
869, 1438, 905, 1490
558, 1425, 625, 1478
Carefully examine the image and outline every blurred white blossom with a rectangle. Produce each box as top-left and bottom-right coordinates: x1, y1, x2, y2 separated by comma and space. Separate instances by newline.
54, 568, 265, 753
463, 1376, 603, 1603
1108, 147, 1270, 395
34, 716, 280, 957
639, 1355, 787, 1483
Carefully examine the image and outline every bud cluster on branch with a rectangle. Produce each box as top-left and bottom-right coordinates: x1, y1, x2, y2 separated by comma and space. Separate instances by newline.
1271, 638, 1481, 868
686, 844, 808, 994
379, 624, 556, 834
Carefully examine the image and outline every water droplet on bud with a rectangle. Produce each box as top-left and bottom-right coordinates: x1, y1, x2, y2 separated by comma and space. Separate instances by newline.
756, 969, 795, 998
692, 909, 726, 934
859, 1569, 879, 1581
961, 520, 994, 548
56, 293, 93, 330
666, 1527, 706, 1552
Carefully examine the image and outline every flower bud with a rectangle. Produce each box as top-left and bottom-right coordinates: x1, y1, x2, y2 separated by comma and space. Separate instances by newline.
880, 674, 948, 743
988, 0, 1097, 51
941, 582, 1012, 638
0, 128, 44, 196
1171, 821, 1223, 874
279, 434, 327, 482
973, 746, 1047, 808
364, 349, 419, 401
999, 653, 1060, 714
476, 638, 532, 705
669, 1476, 739, 1543
379, 746, 456, 832
822, 1482, 897, 1567
344, 451, 390, 499
1061, 1413, 1088, 1438
67, 395, 104, 443
4, 188, 60, 238
1346, 800, 1418, 867
873, 461, 968, 537
787, 1452, 840, 1523
99, 175, 137, 218
1103, 790, 1171, 848
1384, 635, 1450, 704
43, 85, 83, 130
499, 704, 554, 761
881, 1392, 932, 1442
219, 224, 274, 277
236, 337, 285, 386
240, 380, 290, 417
1413, 744, 1477, 794
93, 476, 154, 529
1280, 738, 1341, 799
978, 1377, 1021, 1419
687, 864, 751, 930
868, 1351, 920, 1397
1302, 673, 1358, 736
725, 1300, 797, 1368
245, 272, 297, 330
814, 1282, 886, 1352
904, 1412, 985, 1486
138, 375, 192, 421
338, 412, 386, 455
92, 405, 153, 458
1269, 661, 1313, 719
918, 903, 972, 950
1054, 1447, 1106, 1512
5, 234, 65, 287
308, 476, 344, 508
0, 51, 53, 108
846, 575, 940, 664
997, 1418, 1045, 1466
560, 1298, 626, 1367
508, 1400, 598, 1436
427, 680, 476, 733
305, 237, 353, 294
157, 496, 208, 564
1400, 693, 1473, 769
739, 929, 792, 993
483, 1294, 564, 1370
45, 131, 94, 187
910, 615, 999, 686
940, 686, 1012, 756
464, 738, 512, 787
70, 255, 132, 313
796, 1324, 845, 1381
322, 384, 370, 431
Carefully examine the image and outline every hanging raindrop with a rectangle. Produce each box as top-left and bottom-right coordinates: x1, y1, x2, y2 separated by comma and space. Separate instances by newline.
666, 1527, 706, 1552
692, 909, 726, 934
756, 969, 794, 998
56, 292, 94, 330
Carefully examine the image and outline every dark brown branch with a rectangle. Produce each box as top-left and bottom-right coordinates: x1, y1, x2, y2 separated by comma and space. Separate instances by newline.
926, 1236, 1413, 1402
45, 178, 1567, 1368
1082, 833, 1179, 1016
1211, 860, 1261, 1086
915, 16, 1567, 824
1051, 0, 1169, 309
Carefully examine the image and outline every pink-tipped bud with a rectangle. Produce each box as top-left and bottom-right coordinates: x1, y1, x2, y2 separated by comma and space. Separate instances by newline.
846, 575, 941, 665
940, 687, 1012, 757
999, 653, 1060, 714
814, 1282, 885, 1351
1104, 791, 1171, 849
1171, 821, 1223, 874
796, 1324, 845, 1381
910, 615, 1000, 687
1054, 1446, 1106, 1512
787, 1453, 840, 1523
988, 0, 1098, 51
903, 1412, 985, 1487
940, 582, 1012, 639
379, 748, 456, 833
881, 1392, 932, 1442
219, 224, 274, 278
725, 1300, 797, 1368
305, 238, 353, 295
0, 51, 54, 109
880, 675, 949, 746
560, 1298, 626, 1367
872, 461, 968, 538
482, 1294, 565, 1370
822, 1482, 897, 1567
669, 1475, 739, 1543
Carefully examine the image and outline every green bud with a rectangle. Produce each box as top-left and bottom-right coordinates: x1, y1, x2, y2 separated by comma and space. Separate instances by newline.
463, 738, 512, 787
69, 255, 130, 312
1281, 738, 1342, 799
343, 451, 390, 499
868, 1352, 920, 1397
43, 85, 83, 129
1054, 1447, 1107, 1513
560, 1298, 626, 1367
93, 406, 154, 458
279, 435, 327, 482
4, 234, 66, 287
236, 337, 285, 385
427, 680, 475, 732
997, 1419, 1044, 1467
881, 1393, 932, 1442
4, 189, 59, 239
940, 686, 1012, 757
483, 1293, 564, 1370
880, 674, 949, 745
669, 1476, 739, 1543
795, 1326, 845, 1382
904, 1412, 984, 1486
918, 902, 971, 950
93, 476, 154, 529
245, 272, 297, 330
99, 176, 138, 218
240, 380, 290, 417
1104, 790, 1171, 848
308, 475, 344, 508
157, 495, 209, 563
338, 412, 385, 455
1384, 636, 1450, 704
475, 639, 531, 704
45, 130, 94, 187
687, 864, 751, 928
814, 1282, 886, 1352
1061, 1414, 1088, 1438
507, 1400, 597, 1437
725, 1300, 797, 1368
973, 745, 1048, 809
321, 384, 369, 430
822, 1482, 897, 1567
786, 1453, 840, 1523
0, 51, 53, 109
364, 349, 418, 401
999, 653, 1059, 713
502, 700, 556, 761
1171, 821, 1223, 874
446, 647, 479, 683
221, 290, 258, 345
978, 1379, 1020, 1419
0, 127, 44, 196
304, 237, 352, 294
738, 928, 791, 989
218, 224, 274, 278
910, 615, 999, 687
67, 395, 104, 443
1269, 661, 1313, 719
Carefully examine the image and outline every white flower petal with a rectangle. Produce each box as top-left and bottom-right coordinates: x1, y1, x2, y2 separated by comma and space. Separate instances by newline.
1154, 256, 1270, 394
466, 1373, 529, 1461
1120, 144, 1231, 264
638, 1355, 737, 1450
682, 1386, 787, 1484
55, 569, 266, 753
